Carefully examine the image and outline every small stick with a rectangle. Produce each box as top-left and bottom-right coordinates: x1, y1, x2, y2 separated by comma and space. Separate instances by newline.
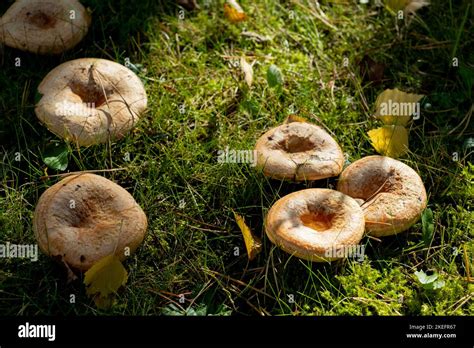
40, 167, 128, 180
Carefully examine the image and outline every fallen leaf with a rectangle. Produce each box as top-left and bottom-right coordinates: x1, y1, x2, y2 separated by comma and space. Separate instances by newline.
267, 64, 283, 89
224, 0, 246, 23
368, 125, 409, 158
233, 212, 262, 260
240, 57, 253, 87
285, 114, 308, 123
374, 88, 424, 126
386, 0, 430, 14
386, 0, 409, 11
84, 254, 128, 308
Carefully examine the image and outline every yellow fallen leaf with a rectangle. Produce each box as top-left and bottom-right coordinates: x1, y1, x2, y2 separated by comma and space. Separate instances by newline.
224, 0, 246, 23
368, 125, 409, 158
233, 212, 262, 260
386, 0, 409, 11
285, 114, 308, 123
386, 0, 430, 14
240, 57, 253, 87
84, 254, 128, 308
374, 88, 424, 126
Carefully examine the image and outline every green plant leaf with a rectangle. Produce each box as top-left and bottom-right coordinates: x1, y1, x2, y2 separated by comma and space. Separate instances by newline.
415, 270, 438, 284
414, 270, 445, 290
421, 208, 434, 246
267, 64, 283, 88
43, 143, 68, 171
432, 279, 445, 290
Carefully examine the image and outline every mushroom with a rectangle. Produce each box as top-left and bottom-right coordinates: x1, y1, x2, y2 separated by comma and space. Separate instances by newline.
337, 155, 427, 237
0, 0, 91, 55
265, 188, 365, 262
255, 121, 344, 181
35, 58, 147, 146
33, 173, 148, 271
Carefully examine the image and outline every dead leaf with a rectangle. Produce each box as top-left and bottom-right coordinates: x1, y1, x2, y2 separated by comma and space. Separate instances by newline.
233, 212, 262, 260
374, 88, 424, 126
224, 0, 246, 23
368, 125, 409, 158
285, 114, 308, 123
386, 0, 430, 14
240, 57, 253, 87
84, 254, 128, 308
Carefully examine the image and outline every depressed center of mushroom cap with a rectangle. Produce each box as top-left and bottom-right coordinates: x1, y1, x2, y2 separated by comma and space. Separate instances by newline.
60, 190, 117, 230
300, 212, 335, 231
277, 134, 316, 153
355, 167, 404, 200
68, 67, 113, 108
292, 196, 344, 232
25, 10, 57, 29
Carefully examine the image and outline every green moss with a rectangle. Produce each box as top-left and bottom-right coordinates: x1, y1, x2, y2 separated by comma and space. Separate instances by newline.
317, 261, 417, 315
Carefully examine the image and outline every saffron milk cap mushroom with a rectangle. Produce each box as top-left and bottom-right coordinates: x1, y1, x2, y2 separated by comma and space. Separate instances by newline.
337, 155, 427, 237
0, 0, 91, 54
255, 121, 344, 181
33, 173, 148, 271
265, 188, 365, 262
35, 58, 147, 146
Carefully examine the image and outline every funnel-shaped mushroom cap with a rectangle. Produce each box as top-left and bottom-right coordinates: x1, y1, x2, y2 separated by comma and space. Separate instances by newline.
337, 155, 427, 237
255, 122, 344, 181
265, 189, 365, 262
35, 58, 147, 146
0, 0, 91, 54
33, 173, 148, 271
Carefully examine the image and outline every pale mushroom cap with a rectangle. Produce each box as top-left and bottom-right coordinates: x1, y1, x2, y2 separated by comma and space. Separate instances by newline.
337, 155, 427, 237
255, 122, 344, 181
0, 0, 91, 54
35, 58, 148, 146
265, 188, 365, 262
33, 173, 148, 271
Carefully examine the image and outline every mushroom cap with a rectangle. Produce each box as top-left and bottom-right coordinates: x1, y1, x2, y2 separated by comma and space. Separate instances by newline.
35, 58, 147, 146
265, 188, 365, 262
33, 173, 148, 271
337, 155, 427, 237
0, 0, 91, 54
255, 122, 344, 181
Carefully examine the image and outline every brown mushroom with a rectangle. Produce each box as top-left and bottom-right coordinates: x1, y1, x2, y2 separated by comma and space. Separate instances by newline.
0, 0, 91, 54
33, 173, 148, 271
35, 58, 147, 146
255, 121, 344, 181
265, 188, 365, 262
337, 155, 427, 237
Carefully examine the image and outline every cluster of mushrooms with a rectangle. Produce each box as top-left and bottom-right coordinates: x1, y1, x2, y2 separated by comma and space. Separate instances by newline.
1, 0, 148, 271
2, 0, 427, 271
255, 120, 427, 262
